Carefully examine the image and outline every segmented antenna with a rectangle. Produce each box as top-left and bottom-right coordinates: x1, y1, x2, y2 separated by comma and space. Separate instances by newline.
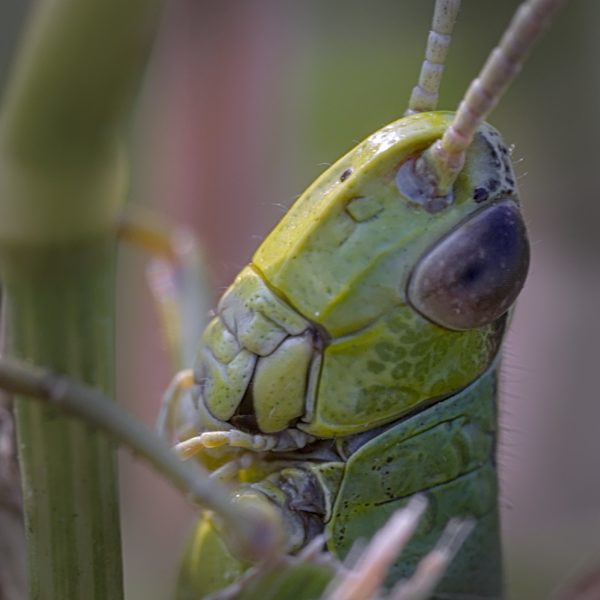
405, 0, 461, 115
422, 0, 569, 197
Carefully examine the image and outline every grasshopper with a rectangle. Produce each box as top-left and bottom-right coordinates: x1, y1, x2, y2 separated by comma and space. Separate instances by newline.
133, 1, 568, 598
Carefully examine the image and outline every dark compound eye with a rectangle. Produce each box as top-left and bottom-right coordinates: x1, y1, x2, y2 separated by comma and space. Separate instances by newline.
407, 199, 530, 330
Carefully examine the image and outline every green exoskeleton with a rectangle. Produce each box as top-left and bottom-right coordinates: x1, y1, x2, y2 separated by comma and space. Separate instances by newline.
152, 1, 567, 598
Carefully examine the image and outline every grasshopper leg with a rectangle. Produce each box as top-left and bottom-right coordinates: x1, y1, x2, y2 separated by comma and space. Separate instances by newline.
117, 208, 214, 442
175, 425, 315, 460
156, 368, 195, 440
209, 453, 256, 483
118, 209, 188, 368
175, 430, 278, 459
118, 207, 212, 370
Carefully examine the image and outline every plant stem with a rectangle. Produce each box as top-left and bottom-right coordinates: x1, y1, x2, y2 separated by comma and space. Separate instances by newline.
0, 0, 162, 598
0, 394, 26, 600
2, 242, 122, 599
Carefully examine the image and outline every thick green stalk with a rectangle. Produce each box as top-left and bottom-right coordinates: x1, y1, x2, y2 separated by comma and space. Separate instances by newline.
0, 0, 161, 598
2, 241, 121, 599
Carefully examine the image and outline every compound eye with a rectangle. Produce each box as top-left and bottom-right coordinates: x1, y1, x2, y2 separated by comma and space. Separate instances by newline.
407, 200, 530, 330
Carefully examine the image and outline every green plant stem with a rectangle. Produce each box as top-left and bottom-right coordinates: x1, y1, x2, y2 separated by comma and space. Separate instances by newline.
2, 242, 122, 599
0, 0, 162, 598
0, 354, 281, 563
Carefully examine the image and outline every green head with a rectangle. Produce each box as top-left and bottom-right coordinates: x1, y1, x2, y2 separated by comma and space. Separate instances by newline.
253, 112, 529, 435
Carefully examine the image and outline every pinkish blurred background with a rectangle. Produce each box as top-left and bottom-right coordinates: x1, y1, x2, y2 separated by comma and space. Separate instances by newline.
3, 1, 600, 599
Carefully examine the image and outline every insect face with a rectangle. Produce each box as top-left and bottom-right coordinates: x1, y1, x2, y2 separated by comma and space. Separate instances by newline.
251, 111, 528, 437
190, 112, 528, 442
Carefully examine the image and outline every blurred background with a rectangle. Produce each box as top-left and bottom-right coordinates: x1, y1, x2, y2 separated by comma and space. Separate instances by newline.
1, 1, 599, 599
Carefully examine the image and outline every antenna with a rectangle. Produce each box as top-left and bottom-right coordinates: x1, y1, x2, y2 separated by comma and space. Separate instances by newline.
419, 0, 569, 197
406, 0, 461, 115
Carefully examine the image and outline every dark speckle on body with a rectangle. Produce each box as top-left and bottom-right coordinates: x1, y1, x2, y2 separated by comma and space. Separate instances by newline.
473, 187, 489, 203
340, 168, 353, 182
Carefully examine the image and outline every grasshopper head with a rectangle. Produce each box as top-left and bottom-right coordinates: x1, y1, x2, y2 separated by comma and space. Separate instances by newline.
253, 112, 529, 435
253, 111, 528, 338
